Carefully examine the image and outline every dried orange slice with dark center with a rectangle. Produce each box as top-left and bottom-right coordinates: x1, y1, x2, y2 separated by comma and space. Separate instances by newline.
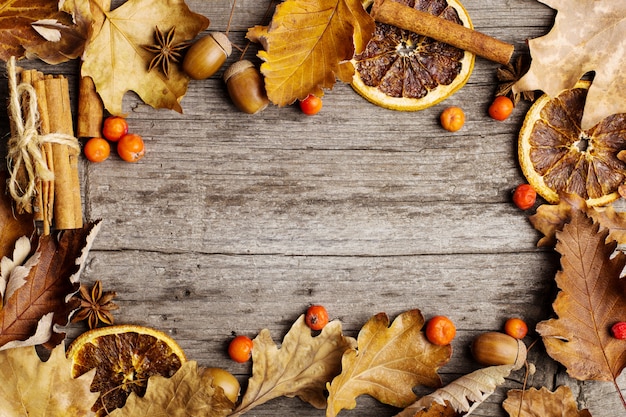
352, 0, 474, 110
519, 80, 626, 206
66, 324, 186, 416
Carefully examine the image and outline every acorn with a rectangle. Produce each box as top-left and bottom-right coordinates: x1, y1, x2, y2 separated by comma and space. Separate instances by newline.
471, 331, 527, 370
183, 32, 232, 80
223, 60, 269, 114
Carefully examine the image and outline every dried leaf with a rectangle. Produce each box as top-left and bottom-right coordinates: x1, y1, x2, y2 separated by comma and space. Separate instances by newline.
109, 361, 233, 417
0, 343, 98, 416
395, 365, 516, 417
250, 0, 375, 106
503, 386, 592, 417
513, 1, 626, 130
77, 0, 209, 115
0, 235, 32, 302
0, 220, 102, 350
233, 315, 356, 415
326, 310, 452, 417
0, 171, 35, 262
536, 209, 626, 382
0, 0, 86, 63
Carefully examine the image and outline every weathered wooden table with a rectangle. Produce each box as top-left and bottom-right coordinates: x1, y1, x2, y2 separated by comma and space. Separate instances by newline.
1, 0, 624, 415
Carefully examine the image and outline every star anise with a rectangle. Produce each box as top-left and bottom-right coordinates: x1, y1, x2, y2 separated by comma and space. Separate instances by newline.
496, 54, 536, 105
143, 26, 190, 78
71, 280, 119, 329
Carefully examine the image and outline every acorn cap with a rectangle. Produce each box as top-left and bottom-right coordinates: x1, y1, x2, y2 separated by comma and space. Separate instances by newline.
210, 32, 232, 57
223, 59, 255, 83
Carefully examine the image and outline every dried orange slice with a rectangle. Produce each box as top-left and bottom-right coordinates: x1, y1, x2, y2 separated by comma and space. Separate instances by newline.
519, 80, 626, 206
352, 0, 475, 110
66, 324, 186, 416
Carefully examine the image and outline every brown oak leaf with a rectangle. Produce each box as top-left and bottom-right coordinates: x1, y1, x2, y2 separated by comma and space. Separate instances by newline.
326, 309, 452, 417
75, 0, 209, 115
0, 171, 35, 261
248, 0, 375, 106
0, 220, 101, 349
109, 361, 233, 417
503, 386, 592, 417
0, 343, 98, 416
536, 209, 626, 383
513, 0, 626, 130
232, 315, 356, 416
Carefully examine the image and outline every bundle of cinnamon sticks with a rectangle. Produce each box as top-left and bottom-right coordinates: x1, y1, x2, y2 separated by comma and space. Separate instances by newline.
9, 68, 83, 234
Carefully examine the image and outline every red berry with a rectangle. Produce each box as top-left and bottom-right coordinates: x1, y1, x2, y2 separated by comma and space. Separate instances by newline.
611, 322, 626, 340
512, 183, 537, 210
305, 305, 329, 330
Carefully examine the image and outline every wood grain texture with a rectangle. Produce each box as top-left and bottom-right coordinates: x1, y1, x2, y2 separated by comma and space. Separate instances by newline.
1, 0, 624, 415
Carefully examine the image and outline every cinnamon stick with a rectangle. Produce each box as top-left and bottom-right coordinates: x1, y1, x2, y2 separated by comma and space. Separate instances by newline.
370, 0, 514, 65
77, 75, 103, 139
32, 76, 54, 235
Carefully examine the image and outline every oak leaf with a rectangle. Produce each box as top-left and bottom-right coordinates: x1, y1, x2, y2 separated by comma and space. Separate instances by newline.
503, 386, 592, 417
326, 309, 452, 417
530, 194, 626, 247
109, 361, 233, 417
0, 343, 98, 416
0, 172, 35, 261
232, 315, 356, 416
0, 0, 86, 63
0, 220, 102, 350
536, 209, 626, 383
76, 0, 209, 115
394, 365, 516, 417
513, 0, 626, 130
248, 0, 375, 106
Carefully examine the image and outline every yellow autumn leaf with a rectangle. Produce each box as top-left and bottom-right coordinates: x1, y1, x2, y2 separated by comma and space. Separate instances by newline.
326, 309, 452, 417
78, 0, 209, 115
0, 343, 98, 416
250, 0, 375, 106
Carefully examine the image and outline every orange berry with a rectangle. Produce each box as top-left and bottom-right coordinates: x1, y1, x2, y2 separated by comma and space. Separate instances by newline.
504, 317, 528, 339
440, 106, 465, 132
488, 96, 514, 121
228, 335, 253, 363
512, 183, 537, 210
102, 116, 129, 142
83, 137, 111, 163
425, 315, 456, 346
117, 133, 145, 163
305, 305, 329, 330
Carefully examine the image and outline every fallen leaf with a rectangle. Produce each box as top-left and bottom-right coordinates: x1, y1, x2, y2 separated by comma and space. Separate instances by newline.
78, 0, 209, 115
0, 220, 102, 350
503, 386, 592, 417
249, 0, 375, 106
394, 365, 516, 417
513, 0, 626, 130
536, 209, 626, 382
0, 0, 86, 63
326, 309, 452, 417
530, 193, 626, 247
407, 401, 460, 417
0, 343, 98, 416
232, 315, 356, 416
109, 361, 233, 417
0, 171, 35, 261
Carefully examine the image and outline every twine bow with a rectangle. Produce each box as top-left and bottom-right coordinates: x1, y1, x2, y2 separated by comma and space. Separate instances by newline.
5, 56, 80, 210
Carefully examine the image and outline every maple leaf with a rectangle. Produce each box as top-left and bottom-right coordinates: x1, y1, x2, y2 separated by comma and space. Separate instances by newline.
0, 343, 98, 416
0, 220, 101, 349
248, 0, 375, 106
395, 364, 517, 417
503, 386, 592, 417
232, 315, 356, 416
0, 171, 35, 261
513, 0, 626, 130
326, 309, 452, 417
108, 361, 233, 417
0, 0, 86, 63
536, 210, 626, 386
75, 0, 209, 115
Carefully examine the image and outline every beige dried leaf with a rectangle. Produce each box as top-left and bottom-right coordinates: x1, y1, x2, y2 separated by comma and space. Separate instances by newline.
503, 386, 592, 417
513, 0, 626, 130
326, 310, 452, 417
233, 315, 356, 416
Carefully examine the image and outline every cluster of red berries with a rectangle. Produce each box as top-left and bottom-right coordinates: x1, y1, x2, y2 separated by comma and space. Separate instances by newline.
83, 116, 145, 163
